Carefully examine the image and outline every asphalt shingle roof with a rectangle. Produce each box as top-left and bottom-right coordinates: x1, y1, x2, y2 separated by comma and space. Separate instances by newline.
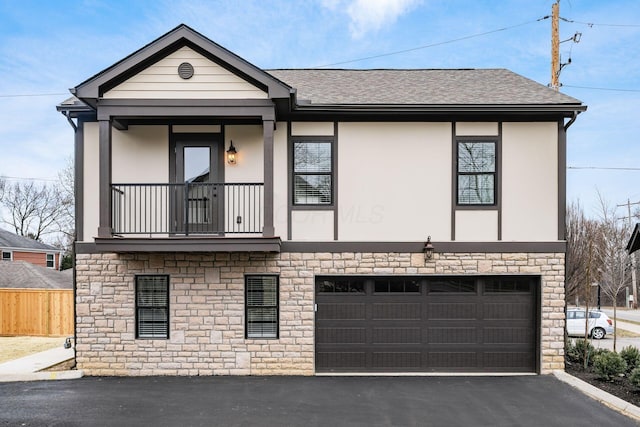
0, 229, 58, 251
267, 69, 582, 105
0, 261, 72, 289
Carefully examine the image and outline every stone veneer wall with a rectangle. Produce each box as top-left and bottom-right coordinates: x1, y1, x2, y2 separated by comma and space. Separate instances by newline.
75, 251, 565, 376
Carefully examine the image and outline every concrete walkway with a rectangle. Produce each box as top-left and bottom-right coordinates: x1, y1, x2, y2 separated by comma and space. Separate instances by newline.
0, 346, 82, 382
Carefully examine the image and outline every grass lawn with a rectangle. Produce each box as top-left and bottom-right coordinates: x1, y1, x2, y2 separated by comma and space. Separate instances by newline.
0, 336, 65, 364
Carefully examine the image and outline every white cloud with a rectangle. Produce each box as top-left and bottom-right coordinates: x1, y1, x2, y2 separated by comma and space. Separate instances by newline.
324, 0, 421, 38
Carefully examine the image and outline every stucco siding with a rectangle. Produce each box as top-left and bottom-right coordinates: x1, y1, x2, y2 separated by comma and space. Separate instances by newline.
338, 122, 451, 241
83, 122, 100, 242
502, 122, 558, 241
112, 126, 169, 183
224, 126, 263, 183
456, 122, 499, 136
291, 122, 334, 136
291, 211, 334, 240
103, 47, 268, 99
455, 210, 498, 241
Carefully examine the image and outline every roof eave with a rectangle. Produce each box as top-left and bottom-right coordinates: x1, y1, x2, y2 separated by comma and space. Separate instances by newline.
291, 103, 587, 115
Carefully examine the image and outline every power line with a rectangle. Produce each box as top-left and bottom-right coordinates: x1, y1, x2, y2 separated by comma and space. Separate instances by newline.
0, 92, 68, 98
568, 166, 640, 171
560, 17, 640, 28
313, 16, 549, 68
0, 175, 57, 182
563, 84, 640, 92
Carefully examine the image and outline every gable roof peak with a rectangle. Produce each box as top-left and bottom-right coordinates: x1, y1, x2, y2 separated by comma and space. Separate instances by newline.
73, 24, 292, 105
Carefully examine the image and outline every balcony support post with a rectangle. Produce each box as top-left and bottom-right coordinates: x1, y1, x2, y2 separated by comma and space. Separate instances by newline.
263, 119, 275, 237
98, 119, 113, 238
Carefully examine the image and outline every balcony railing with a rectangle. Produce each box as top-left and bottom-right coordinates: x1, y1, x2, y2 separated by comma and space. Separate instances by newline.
111, 183, 264, 236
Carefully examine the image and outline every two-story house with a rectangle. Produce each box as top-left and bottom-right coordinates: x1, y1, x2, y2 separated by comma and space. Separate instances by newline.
58, 24, 585, 376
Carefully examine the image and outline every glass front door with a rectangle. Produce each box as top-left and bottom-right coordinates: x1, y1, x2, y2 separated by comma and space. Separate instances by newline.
173, 135, 223, 234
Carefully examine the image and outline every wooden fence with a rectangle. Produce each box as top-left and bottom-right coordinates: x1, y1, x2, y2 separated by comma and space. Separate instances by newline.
0, 289, 74, 337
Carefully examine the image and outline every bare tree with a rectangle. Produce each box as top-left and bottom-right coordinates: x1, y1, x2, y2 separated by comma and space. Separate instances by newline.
566, 201, 602, 305
0, 180, 65, 242
0, 176, 5, 202
597, 194, 632, 352
55, 158, 75, 251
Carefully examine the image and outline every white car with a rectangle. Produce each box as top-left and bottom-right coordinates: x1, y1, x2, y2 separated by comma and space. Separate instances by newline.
566, 308, 614, 339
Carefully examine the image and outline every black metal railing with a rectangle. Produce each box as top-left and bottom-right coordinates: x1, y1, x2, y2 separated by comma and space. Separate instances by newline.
111, 183, 264, 236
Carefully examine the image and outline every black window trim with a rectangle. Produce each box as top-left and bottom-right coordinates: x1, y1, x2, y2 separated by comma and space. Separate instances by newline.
456, 137, 498, 207
245, 274, 280, 340
291, 136, 335, 208
135, 274, 170, 340
1, 251, 11, 261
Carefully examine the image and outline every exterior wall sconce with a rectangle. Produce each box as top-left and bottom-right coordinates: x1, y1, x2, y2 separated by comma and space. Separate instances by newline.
424, 236, 434, 260
226, 141, 237, 165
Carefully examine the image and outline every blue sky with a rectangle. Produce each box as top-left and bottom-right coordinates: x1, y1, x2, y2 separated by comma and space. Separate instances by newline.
0, 0, 639, 219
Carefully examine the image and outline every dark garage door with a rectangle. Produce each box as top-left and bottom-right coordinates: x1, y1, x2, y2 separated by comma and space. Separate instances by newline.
315, 276, 538, 373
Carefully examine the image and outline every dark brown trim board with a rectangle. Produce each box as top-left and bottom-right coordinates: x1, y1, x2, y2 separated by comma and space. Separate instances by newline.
497, 122, 503, 241
98, 119, 112, 238
263, 119, 275, 237
76, 240, 565, 254
281, 241, 565, 253
557, 120, 567, 241
85, 237, 282, 253
74, 115, 88, 242
333, 121, 339, 241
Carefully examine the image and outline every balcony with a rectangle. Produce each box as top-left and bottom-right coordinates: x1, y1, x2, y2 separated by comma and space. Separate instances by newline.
93, 183, 280, 253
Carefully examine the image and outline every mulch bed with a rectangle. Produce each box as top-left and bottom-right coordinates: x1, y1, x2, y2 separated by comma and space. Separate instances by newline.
566, 361, 640, 407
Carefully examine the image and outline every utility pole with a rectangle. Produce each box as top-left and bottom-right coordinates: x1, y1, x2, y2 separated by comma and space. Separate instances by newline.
618, 199, 640, 309
550, 1, 560, 90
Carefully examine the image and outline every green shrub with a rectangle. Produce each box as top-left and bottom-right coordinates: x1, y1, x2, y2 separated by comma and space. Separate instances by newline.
593, 351, 627, 381
630, 367, 640, 388
566, 339, 596, 366
620, 346, 640, 373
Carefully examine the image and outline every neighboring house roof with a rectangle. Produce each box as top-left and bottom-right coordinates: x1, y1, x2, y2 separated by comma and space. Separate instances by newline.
628, 223, 640, 254
0, 229, 59, 252
0, 261, 72, 289
267, 69, 582, 106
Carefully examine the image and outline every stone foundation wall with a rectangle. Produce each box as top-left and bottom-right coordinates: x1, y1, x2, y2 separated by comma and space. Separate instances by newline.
75, 251, 564, 376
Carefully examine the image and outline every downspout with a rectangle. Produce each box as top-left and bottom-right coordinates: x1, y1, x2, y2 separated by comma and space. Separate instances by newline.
564, 111, 579, 131
62, 111, 77, 132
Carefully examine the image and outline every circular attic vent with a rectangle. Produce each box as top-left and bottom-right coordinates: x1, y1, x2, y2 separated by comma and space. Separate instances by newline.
178, 62, 194, 79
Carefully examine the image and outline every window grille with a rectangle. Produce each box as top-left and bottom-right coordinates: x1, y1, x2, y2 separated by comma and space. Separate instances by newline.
293, 140, 332, 205
457, 141, 496, 205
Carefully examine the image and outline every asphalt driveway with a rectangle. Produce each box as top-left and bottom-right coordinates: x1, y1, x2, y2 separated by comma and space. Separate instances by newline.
0, 375, 637, 427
